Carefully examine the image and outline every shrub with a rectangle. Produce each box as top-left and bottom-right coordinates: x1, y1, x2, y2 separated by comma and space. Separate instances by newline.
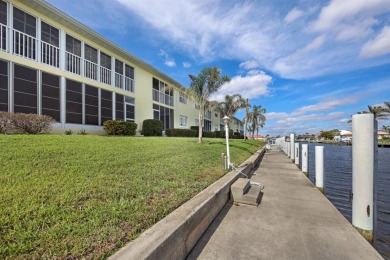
166, 128, 197, 137
78, 129, 87, 135
65, 130, 73, 135
103, 120, 137, 135
214, 130, 225, 138
0, 112, 54, 134
142, 119, 163, 136
203, 131, 217, 138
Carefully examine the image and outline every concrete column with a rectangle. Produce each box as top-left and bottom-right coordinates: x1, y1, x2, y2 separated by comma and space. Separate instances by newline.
302, 144, 308, 176
59, 30, 66, 71
294, 143, 299, 165
315, 146, 324, 193
60, 76, 66, 127
287, 141, 290, 157
352, 113, 375, 243
290, 134, 295, 161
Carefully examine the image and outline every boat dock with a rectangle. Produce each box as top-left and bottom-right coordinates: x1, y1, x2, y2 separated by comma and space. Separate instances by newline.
187, 146, 383, 259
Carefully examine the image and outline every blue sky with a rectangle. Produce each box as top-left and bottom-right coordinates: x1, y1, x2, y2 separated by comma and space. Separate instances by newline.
47, 0, 390, 136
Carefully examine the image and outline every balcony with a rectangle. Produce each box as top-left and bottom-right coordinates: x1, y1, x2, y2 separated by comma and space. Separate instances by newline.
1, 24, 135, 93
153, 89, 173, 106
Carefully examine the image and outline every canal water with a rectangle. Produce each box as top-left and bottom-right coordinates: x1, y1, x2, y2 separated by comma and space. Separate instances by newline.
299, 143, 390, 259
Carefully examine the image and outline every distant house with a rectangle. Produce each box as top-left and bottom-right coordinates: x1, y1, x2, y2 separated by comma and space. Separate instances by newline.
378, 131, 390, 139
334, 130, 352, 142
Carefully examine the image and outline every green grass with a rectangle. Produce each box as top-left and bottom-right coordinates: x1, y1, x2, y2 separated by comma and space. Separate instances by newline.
0, 135, 263, 259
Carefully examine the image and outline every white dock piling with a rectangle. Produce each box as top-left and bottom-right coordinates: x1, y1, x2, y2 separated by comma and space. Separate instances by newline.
315, 146, 324, 193
301, 144, 308, 176
290, 134, 295, 161
352, 113, 375, 243
294, 143, 299, 165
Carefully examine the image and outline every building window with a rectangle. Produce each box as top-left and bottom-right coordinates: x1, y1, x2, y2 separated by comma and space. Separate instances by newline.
66, 34, 81, 74
100, 52, 111, 85
84, 44, 98, 80
41, 21, 59, 67
13, 7, 36, 59
125, 96, 135, 122
0, 59, 8, 111
152, 78, 173, 106
115, 59, 123, 89
13, 64, 37, 114
100, 89, 112, 124
85, 85, 99, 125
204, 119, 211, 132
195, 119, 199, 126
41, 72, 60, 122
179, 115, 187, 127
66, 79, 82, 124
179, 93, 187, 104
205, 110, 211, 120
125, 64, 134, 92
116, 93, 124, 120
153, 104, 173, 129
214, 124, 218, 131
0, 1, 7, 51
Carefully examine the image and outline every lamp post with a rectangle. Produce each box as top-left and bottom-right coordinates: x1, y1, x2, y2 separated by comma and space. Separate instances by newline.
223, 116, 231, 169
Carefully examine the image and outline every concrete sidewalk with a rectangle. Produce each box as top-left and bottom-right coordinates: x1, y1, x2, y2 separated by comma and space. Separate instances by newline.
187, 146, 383, 260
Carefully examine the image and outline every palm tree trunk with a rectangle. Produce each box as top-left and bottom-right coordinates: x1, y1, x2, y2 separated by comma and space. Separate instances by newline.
198, 110, 203, 144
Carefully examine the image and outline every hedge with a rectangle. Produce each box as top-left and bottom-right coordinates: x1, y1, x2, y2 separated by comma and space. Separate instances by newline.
0, 111, 54, 134
103, 120, 137, 135
166, 128, 197, 137
142, 119, 163, 136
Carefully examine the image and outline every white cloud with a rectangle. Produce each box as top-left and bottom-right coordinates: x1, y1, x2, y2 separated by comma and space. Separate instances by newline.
293, 97, 359, 115
115, 0, 390, 79
210, 70, 272, 101
239, 60, 259, 70
159, 49, 176, 67
360, 26, 390, 58
182, 62, 191, 68
284, 8, 305, 24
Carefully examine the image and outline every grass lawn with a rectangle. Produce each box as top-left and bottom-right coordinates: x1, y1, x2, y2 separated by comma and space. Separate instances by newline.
0, 135, 263, 259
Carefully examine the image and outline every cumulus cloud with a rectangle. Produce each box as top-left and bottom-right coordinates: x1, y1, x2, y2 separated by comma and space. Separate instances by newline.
360, 26, 390, 58
239, 60, 259, 70
159, 49, 176, 67
293, 97, 359, 115
210, 70, 272, 101
182, 62, 191, 68
284, 8, 305, 23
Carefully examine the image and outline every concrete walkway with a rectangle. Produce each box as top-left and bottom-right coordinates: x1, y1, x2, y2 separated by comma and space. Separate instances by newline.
187, 146, 383, 260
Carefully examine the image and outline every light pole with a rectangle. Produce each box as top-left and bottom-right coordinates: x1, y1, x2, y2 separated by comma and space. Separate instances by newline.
224, 116, 231, 169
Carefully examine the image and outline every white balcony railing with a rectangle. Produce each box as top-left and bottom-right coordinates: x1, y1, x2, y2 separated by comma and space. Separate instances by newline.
3, 25, 135, 93
1, 23, 7, 52
152, 89, 173, 106
13, 29, 36, 60
84, 59, 97, 80
41, 41, 59, 67
125, 76, 134, 93
66, 51, 81, 75
100, 66, 111, 85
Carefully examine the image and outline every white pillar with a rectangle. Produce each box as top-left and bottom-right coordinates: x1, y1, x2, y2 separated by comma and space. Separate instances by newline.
224, 117, 231, 169
302, 144, 308, 175
315, 146, 324, 193
352, 113, 375, 243
290, 134, 295, 161
287, 141, 290, 157
60, 76, 66, 127
294, 143, 299, 165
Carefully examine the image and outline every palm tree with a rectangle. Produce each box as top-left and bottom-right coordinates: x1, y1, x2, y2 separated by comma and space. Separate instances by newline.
364, 105, 389, 120
243, 98, 251, 141
217, 94, 245, 124
248, 105, 266, 138
382, 125, 390, 134
383, 101, 390, 114
181, 67, 230, 143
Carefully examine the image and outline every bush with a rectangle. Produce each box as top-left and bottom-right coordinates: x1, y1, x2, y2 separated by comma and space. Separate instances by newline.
203, 131, 217, 138
214, 130, 225, 138
78, 129, 87, 135
0, 112, 54, 134
65, 130, 73, 135
142, 119, 163, 136
166, 128, 197, 137
103, 120, 137, 135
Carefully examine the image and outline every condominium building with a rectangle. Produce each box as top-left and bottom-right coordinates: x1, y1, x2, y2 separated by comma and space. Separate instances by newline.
0, 0, 244, 134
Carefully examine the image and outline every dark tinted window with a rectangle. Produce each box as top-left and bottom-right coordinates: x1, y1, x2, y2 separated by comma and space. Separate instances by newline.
116, 93, 124, 120
0, 59, 8, 111
42, 72, 60, 122
115, 60, 123, 74
66, 79, 82, 124
13, 7, 36, 37
41, 21, 59, 47
100, 52, 111, 69
13, 64, 37, 114
125, 64, 134, 79
0, 1, 7, 25
84, 44, 97, 63
100, 89, 112, 124
66, 34, 81, 56
85, 85, 99, 125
